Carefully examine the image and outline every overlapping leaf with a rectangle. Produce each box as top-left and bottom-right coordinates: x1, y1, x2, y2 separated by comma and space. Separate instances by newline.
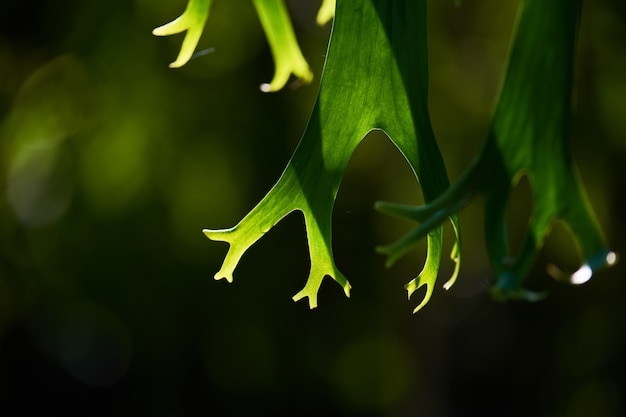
152, 0, 212, 68
154, 0, 614, 312
153, 0, 312, 91
203, 0, 460, 311
377, 0, 615, 300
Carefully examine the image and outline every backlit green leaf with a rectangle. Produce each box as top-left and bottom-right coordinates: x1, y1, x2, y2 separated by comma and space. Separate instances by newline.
316, 0, 336, 26
203, 0, 460, 311
377, 0, 615, 300
252, 0, 313, 92
152, 0, 212, 68
153, 0, 313, 91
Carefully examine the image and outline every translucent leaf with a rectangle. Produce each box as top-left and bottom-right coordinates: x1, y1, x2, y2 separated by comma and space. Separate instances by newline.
252, 0, 313, 92
316, 0, 336, 26
377, 0, 615, 300
204, 0, 460, 311
152, 0, 213, 68
153, 0, 313, 91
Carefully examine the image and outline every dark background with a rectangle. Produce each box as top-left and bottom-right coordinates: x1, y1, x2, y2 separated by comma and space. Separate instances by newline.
1, 0, 625, 416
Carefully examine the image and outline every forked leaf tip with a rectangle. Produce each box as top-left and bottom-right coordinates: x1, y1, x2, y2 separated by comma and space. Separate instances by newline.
385, 255, 399, 269
202, 228, 216, 239
405, 280, 418, 299
375, 244, 402, 268
375, 244, 388, 255
343, 282, 352, 298
548, 250, 617, 285
316, 0, 335, 26
292, 291, 318, 309
443, 247, 461, 291
374, 200, 410, 219
202, 228, 233, 242
412, 303, 428, 314
214, 271, 233, 283
407, 283, 432, 313
442, 277, 455, 291
152, 23, 178, 37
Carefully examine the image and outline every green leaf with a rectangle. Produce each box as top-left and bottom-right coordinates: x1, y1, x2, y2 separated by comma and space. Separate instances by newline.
153, 0, 313, 91
252, 0, 313, 92
152, 0, 213, 68
377, 0, 616, 300
316, 0, 336, 26
204, 0, 460, 311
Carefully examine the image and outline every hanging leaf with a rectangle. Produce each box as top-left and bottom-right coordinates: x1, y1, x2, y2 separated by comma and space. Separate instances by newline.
152, 0, 213, 68
252, 0, 313, 92
203, 0, 460, 311
316, 0, 336, 26
153, 0, 313, 91
377, 0, 616, 300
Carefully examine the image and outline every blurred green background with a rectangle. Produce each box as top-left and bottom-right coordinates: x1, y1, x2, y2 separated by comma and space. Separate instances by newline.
1, 0, 625, 416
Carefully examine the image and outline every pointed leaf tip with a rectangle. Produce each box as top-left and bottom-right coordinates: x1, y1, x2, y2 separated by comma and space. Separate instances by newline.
252, 0, 314, 92
316, 0, 336, 26
214, 271, 233, 283
292, 291, 318, 309
343, 282, 352, 298
153, 0, 213, 68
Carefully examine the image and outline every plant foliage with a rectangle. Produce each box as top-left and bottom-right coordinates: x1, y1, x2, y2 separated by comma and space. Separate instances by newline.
377, 0, 616, 301
154, 0, 615, 312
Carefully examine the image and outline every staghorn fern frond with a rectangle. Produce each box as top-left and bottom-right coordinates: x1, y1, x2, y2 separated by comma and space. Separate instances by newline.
376, 0, 616, 301
153, 0, 317, 91
153, 0, 615, 313
152, 0, 213, 69
203, 0, 460, 311
316, 0, 336, 26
